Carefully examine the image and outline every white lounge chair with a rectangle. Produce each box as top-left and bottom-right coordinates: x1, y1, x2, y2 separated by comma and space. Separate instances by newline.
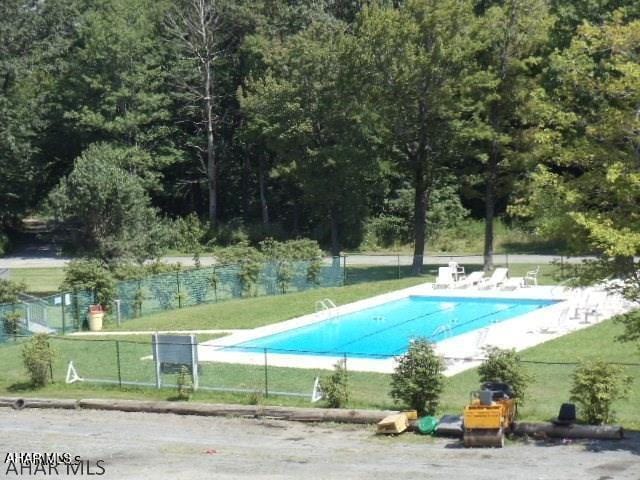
479, 268, 509, 289
501, 277, 524, 291
434, 267, 455, 289
455, 271, 485, 288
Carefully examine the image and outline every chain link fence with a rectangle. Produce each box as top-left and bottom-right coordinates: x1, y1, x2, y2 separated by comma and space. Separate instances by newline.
0, 259, 344, 342
1, 336, 638, 422
339, 253, 586, 285
114, 260, 343, 322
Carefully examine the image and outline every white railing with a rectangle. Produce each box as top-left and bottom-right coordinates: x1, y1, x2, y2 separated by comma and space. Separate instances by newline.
314, 298, 338, 318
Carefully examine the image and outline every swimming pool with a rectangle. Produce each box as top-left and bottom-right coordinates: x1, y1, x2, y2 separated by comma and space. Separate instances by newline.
231, 296, 558, 358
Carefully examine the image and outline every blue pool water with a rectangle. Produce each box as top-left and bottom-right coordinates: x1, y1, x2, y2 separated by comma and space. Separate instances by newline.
232, 296, 557, 358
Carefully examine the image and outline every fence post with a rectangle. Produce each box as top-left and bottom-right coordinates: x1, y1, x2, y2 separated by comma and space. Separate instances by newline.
176, 271, 182, 308
115, 299, 121, 327
264, 348, 269, 398
505, 253, 509, 269
72, 289, 79, 331
397, 255, 401, 279
116, 340, 122, 388
153, 333, 161, 389
342, 255, 347, 285
61, 298, 66, 335
560, 255, 564, 277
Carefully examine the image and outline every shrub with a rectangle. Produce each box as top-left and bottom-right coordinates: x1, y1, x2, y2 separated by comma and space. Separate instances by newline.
173, 213, 207, 267
175, 365, 193, 400
570, 360, 632, 425
0, 278, 26, 304
390, 339, 445, 416
21, 334, 56, 387
216, 242, 264, 297
478, 346, 532, 406
247, 390, 264, 406
0, 232, 9, 256
2, 311, 22, 337
61, 259, 116, 308
319, 359, 350, 408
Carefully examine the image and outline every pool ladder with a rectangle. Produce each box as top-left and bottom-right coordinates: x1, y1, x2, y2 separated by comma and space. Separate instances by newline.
315, 298, 338, 318
431, 323, 453, 340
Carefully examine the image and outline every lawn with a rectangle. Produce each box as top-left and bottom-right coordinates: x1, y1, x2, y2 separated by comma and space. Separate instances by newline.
8, 268, 66, 295
1, 318, 638, 428
108, 276, 432, 331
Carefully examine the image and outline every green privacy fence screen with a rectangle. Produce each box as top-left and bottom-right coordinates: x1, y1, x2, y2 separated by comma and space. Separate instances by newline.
0, 259, 344, 340
114, 260, 343, 322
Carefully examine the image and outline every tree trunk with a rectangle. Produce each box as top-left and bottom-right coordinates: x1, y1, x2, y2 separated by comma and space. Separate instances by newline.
483, 147, 498, 272
412, 163, 427, 275
329, 209, 340, 258
258, 156, 269, 226
205, 60, 217, 227
242, 154, 250, 220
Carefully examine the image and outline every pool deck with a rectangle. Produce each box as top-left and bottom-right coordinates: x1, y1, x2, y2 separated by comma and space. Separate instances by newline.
198, 282, 634, 375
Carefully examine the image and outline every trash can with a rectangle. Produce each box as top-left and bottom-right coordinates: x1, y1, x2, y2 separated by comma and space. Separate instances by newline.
88, 305, 105, 331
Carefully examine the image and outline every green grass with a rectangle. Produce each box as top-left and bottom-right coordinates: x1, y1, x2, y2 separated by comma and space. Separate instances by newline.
1, 318, 638, 428
359, 218, 566, 255
8, 268, 66, 295
108, 277, 432, 332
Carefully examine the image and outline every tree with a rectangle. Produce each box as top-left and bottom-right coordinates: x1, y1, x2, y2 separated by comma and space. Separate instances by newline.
61, 259, 117, 308
166, 0, 228, 227
62, 0, 178, 183
0, 0, 43, 228
48, 143, 170, 264
355, 1, 476, 273
390, 339, 445, 416
241, 19, 382, 256
467, 0, 552, 271
517, 13, 640, 288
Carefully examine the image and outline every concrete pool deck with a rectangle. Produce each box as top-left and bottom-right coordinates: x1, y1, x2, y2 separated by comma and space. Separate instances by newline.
198, 282, 635, 375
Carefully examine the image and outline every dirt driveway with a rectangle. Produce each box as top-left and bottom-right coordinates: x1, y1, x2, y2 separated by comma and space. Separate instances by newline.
1, 408, 638, 480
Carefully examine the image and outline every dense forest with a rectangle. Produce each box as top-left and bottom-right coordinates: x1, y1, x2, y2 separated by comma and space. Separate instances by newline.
1, 0, 639, 274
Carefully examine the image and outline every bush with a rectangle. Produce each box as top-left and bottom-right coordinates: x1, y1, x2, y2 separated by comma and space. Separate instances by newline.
260, 238, 324, 293
61, 259, 116, 308
216, 242, 264, 297
0, 278, 26, 304
319, 359, 350, 408
478, 346, 532, 406
390, 339, 445, 416
2, 311, 22, 337
21, 334, 56, 387
175, 365, 193, 400
0, 232, 9, 256
570, 360, 632, 424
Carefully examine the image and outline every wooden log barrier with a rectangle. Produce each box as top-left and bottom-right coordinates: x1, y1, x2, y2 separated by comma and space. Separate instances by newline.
76, 399, 396, 424
513, 422, 624, 440
0, 397, 78, 410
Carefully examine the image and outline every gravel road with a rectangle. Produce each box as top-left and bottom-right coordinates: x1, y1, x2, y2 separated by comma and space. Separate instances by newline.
1, 408, 638, 480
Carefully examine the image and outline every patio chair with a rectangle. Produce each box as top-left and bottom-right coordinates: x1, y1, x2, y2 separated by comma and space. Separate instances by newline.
479, 267, 509, 289
433, 267, 455, 289
448, 261, 466, 282
524, 266, 540, 286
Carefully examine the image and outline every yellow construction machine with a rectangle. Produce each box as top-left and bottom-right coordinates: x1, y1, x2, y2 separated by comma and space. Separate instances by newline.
463, 382, 516, 448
